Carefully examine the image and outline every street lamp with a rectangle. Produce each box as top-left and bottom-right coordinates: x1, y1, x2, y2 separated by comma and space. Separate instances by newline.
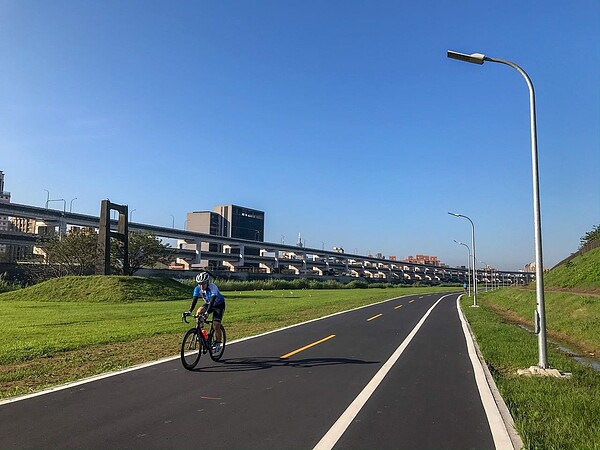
480, 261, 490, 292
48, 198, 66, 212
69, 197, 77, 213
170, 214, 175, 229
130, 209, 136, 222
448, 49, 548, 368
44, 189, 50, 208
453, 239, 471, 296
448, 212, 477, 306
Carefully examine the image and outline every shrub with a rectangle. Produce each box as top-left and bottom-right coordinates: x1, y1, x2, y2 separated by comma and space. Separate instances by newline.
0, 273, 23, 294
345, 280, 368, 289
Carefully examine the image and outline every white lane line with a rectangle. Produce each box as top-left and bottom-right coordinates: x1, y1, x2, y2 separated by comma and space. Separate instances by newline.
456, 296, 517, 450
313, 294, 451, 450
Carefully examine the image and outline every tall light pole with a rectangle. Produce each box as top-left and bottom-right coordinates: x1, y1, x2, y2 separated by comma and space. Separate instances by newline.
447, 50, 548, 368
69, 197, 77, 213
170, 214, 175, 229
44, 189, 50, 208
481, 261, 490, 292
448, 212, 477, 306
454, 239, 471, 296
46, 199, 67, 239
47, 198, 66, 212
129, 209, 136, 222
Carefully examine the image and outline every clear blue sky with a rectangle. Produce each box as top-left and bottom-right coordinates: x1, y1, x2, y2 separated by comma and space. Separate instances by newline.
2, 0, 598, 271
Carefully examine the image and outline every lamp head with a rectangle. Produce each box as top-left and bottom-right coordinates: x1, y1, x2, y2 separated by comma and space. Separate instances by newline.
447, 51, 485, 65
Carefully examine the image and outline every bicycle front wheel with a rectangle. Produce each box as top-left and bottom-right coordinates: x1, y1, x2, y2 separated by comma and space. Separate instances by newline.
181, 328, 202, 370
208, 323, 227, 362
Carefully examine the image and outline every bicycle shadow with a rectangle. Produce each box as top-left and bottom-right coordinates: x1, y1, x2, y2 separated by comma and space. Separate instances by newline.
191, 356, 378, 373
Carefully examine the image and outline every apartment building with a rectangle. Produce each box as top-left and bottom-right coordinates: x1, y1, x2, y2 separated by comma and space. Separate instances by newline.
0, 171, 39, 261
402, 254, 443, 266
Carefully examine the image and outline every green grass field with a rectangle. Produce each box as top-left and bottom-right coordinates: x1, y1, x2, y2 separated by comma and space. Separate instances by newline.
458, 245, 600, 449
0, 279, 453, 398
462, 292, 600, 449
477, 287, 600, 356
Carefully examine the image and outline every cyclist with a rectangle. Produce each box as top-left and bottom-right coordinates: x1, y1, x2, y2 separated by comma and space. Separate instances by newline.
185, 272, 226, 353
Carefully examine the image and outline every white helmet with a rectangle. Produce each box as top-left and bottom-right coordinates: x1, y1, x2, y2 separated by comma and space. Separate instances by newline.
195, 272, 210, 284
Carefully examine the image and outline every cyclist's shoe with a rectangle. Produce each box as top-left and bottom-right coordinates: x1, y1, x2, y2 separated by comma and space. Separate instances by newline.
212, 342, 222, 353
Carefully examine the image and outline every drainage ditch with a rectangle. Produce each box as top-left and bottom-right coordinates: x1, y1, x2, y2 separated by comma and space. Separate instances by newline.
517, 324, 600, 372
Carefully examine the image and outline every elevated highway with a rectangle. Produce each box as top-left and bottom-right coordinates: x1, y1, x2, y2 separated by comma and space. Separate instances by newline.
0, 202, 533, 284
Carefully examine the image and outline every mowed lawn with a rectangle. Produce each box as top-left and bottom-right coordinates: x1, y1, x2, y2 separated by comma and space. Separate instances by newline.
1, 286, 454, 398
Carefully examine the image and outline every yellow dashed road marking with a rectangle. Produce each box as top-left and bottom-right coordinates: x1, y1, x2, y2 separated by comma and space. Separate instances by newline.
280, 335, 336, 359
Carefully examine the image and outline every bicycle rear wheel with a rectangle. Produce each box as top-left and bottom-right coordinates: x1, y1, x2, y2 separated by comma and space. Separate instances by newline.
181, 328, 202, 370
208, 323, 226, 361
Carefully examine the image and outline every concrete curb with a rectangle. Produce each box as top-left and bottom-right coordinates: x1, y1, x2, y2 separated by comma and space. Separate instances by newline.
458, 295, 524, 450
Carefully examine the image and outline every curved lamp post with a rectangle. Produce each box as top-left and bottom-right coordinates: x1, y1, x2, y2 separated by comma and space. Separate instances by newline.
447, 50, 548, 368
448, 212, 477, 306
454, 239, 471, 296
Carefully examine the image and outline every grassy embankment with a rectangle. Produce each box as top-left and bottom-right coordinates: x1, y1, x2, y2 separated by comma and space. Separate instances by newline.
0, 276, 452, 399
461, 247, 600, 449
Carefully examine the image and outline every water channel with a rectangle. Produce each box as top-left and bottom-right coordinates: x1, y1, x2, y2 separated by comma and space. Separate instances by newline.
517, 324, 600, 372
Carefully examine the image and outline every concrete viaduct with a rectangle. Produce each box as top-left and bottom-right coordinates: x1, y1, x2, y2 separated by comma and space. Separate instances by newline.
0, 202, 533, 285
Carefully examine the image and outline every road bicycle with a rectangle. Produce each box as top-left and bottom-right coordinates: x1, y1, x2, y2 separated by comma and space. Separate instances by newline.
180, 312, 227, 370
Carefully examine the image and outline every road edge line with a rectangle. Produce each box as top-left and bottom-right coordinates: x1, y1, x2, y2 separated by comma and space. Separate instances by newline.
456, 295, 524, 450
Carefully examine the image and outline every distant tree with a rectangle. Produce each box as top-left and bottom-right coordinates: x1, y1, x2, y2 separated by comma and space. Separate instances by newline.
580, 224, 600, 249
111, 231, 171, 276
34, 228, 98, 278
32, 229, 171, 280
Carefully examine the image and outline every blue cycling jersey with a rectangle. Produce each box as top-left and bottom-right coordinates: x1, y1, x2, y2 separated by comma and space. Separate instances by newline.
193, 282, 225, 307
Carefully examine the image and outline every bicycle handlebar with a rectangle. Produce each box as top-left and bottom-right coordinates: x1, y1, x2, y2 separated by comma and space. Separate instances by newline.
181, 311, 210, 324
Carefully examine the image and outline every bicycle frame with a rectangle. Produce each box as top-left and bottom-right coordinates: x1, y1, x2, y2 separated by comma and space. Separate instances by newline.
181, 312, 226, 369
196, 318, 215, 353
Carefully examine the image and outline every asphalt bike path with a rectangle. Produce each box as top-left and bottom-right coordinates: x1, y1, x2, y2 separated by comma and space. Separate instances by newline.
329, 293, 495, 449
0, 292, 507, 449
